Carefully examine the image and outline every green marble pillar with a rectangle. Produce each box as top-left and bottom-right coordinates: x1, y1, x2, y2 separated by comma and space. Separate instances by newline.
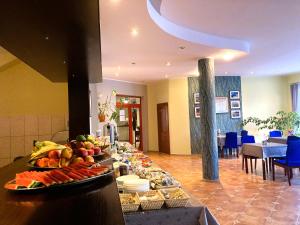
198, 58, 219, 180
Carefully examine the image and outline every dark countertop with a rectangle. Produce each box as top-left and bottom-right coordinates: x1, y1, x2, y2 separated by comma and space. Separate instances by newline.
0, 157, 125, 225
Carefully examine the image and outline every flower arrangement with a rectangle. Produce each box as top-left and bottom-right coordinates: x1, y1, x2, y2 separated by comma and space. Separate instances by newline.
97, 90, 119, 122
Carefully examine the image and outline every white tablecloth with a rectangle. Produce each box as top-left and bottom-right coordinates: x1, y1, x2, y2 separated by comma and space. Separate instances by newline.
242, 143, 287, 159
217, 135, 241, 148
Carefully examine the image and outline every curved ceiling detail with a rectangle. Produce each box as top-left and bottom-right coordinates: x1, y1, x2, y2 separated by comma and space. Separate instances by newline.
147, 0, 250, 53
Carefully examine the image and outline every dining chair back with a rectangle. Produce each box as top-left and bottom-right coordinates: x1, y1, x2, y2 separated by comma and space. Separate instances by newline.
269, 130, 283, 137
287, 135, 300, 142
286, 140, 300, 164
241, 135, 255, 144
224, 132, 238, 148
241, 130, 248, 137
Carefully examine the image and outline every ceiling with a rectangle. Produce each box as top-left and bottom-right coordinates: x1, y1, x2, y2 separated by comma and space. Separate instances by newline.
100, 0, 300, 82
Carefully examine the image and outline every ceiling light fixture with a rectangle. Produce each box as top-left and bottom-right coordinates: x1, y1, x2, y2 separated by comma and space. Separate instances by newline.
179, 46, 185, 50
131, 27, 139, 37
225, 72, 228, 75
166, 62, 171, 66
165, 74, 168, 78
115, 72, 119, 77
250, 72, 254, 75
131, 62, 136, 65
223, 53, 234, 61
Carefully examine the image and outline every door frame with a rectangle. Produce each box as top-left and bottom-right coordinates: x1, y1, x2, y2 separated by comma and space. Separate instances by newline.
116, 94, 143, 150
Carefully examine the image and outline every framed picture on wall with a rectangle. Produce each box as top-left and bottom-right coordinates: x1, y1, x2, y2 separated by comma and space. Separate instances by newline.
216, 97, 229, 113
229, 91, 240, 99
194, 93, 200, 104
195, 106, 200, 118
231, 110, 241, 119
230, 100, 240, 109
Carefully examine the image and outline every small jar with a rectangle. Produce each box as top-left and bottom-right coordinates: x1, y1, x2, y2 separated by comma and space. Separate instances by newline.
119, 164, 129, 176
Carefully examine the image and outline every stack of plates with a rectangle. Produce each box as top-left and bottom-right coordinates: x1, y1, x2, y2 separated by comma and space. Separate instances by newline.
116, 175, 140, 186
123, 179, 150, 193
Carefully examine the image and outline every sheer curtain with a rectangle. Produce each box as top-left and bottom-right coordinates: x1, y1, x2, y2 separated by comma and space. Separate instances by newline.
290, 83, 300, 112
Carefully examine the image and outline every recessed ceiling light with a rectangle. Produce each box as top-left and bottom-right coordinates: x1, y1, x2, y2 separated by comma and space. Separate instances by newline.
165, 74, 168, 78
166, 62, 171, 66
179, 46, 185, 50
131, 27, 139, 37
115, 73, 119, 77
225, 72, 228, 74
131, 62, 136, 65
110, 0, 121, 4
250, 72, 254, 74
117, 66, 121, 70
223, 53, 234, 61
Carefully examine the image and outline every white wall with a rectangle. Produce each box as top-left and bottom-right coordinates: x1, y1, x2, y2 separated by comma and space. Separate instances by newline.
89, 79, 148, 151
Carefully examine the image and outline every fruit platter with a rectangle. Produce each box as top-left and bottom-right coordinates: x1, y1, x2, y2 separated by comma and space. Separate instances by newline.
4, 161, 111, 191
28, 135, 107, 169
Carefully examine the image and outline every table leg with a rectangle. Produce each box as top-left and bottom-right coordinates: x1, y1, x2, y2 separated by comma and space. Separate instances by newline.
265, 159, 269, 174
272, 158, 275, 181
269, 158, 272, 171
245, 156, 249, 174
262, 159, 266, 180
250, 158, 253, 173
242, 155, 244, 170
221, 147, 224, 158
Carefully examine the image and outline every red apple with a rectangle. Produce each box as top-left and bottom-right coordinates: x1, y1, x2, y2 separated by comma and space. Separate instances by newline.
48, 150, 60, 159
79, 148, 88, 157
93, 147, 101, 155
87, 149, 94, 156
76, 141, 85, 149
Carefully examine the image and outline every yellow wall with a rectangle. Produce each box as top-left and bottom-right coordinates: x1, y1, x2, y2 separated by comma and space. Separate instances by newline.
241, 76, 288, 134
0, 61, 68, 115
147, 78, 191, 155
168, 78, 191, 155
0, 60, 68, 167
147, 80, 169, 151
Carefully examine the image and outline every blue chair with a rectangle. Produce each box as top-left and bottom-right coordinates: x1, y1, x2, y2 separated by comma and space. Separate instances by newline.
241, 135, 256, 171
241, 130, 248, 137
272, 140, 300, 185
223, 132, 238, 157
287, 135, 300, 142
269, 130, 283, 137
241, 135, 255, 144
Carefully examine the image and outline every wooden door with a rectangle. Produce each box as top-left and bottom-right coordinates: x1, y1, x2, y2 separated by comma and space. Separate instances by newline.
157, 103, 170, 154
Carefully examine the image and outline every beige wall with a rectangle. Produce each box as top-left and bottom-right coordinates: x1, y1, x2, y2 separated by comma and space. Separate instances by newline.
0, 61, 68, 167
147, 78, 191, 155
241, 76, 288, 134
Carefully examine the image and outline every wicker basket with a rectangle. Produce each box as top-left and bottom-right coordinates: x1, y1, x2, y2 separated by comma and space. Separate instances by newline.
159, 188, 190, 208
119, 193, 140, 212
137, 190, 164, 210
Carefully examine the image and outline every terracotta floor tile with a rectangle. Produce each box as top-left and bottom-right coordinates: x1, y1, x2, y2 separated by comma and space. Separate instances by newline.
148, 152, 300, 225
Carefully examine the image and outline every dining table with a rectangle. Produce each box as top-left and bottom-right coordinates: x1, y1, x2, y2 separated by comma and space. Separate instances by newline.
267, 137, 287, 144
242, 142, 287, 180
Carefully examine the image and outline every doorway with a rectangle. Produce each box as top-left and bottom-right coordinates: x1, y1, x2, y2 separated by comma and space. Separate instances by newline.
157, 103, 170, 154
116, 95, 143, 150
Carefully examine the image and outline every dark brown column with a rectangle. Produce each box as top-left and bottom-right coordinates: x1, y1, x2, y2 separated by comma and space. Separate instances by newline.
198, 58, 219, 180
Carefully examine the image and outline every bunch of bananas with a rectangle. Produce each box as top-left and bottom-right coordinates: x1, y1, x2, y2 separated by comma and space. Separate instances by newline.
30, 141, 66, 161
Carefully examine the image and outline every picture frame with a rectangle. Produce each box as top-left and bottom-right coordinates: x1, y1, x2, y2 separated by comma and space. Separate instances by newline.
195, 106, 200, 118
194, 93, 200, 104
229, 91, 240, 99
216, 97, 229, 113
230, 100, 240, 109
231, 110, 241, 119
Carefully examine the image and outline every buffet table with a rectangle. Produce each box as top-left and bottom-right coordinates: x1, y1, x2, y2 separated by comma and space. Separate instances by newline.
124, 205, 218, 225
0, 157, 125, 225
267, 137, 287, 144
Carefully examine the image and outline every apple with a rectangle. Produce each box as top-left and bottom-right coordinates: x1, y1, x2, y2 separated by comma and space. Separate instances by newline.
60, 158, 70, 167
48, 150, 60, 159
61, 148, 73, 159
79, 148, 88, 157
76, 141, 85, 149
48, 158, 59, 167
72, 157, 84, 164
87, 149, 94, 156
84, 141, 94, 150
36, 158, 49, 168
93, 147, 101, 155
85, 155, 94, 163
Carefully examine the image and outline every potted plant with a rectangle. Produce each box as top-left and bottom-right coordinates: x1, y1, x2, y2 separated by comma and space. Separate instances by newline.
98, 90, 119, 123
242, 111, 300, 135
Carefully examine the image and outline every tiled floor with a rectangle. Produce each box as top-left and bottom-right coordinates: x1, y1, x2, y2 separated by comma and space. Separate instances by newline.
148, 152, 300, 225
